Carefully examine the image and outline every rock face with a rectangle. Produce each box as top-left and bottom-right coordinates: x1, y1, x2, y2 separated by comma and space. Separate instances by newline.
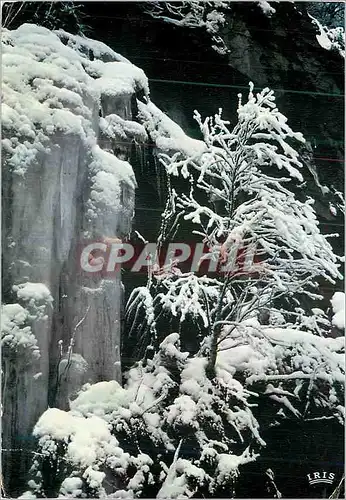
1, 24, 144, 494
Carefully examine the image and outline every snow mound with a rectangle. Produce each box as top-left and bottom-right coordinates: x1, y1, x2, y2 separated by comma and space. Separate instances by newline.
33, 407, 124, 492
70, 380, 127, 418
90, 60, 148, 98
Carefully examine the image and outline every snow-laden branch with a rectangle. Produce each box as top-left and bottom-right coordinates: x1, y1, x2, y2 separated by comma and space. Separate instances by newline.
150, 83, 342, 377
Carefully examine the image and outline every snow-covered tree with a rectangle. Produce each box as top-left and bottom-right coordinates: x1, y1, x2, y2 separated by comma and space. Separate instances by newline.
24, 85, 344, 499
129, 83, 342, 376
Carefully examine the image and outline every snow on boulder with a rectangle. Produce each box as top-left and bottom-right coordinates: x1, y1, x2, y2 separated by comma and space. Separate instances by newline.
13, 282, 53, 305
90, 60, 149, 98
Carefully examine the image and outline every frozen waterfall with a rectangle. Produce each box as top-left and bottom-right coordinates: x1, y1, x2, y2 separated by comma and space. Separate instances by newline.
1, 24, 144, 493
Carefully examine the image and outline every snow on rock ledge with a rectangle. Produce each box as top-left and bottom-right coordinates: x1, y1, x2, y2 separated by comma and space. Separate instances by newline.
2, 23, 145, 190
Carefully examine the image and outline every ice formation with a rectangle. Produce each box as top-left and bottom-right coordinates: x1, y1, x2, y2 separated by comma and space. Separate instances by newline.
1, 23, 146, 491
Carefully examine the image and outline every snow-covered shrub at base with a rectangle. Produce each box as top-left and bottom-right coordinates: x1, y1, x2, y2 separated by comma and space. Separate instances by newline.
33, 408, 122, 492
1, 304, 40, 360
28, 333, 260, 498
1, 282, 53, 360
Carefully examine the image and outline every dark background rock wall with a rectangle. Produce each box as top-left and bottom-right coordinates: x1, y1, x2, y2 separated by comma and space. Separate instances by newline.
79, 1, 344, 249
